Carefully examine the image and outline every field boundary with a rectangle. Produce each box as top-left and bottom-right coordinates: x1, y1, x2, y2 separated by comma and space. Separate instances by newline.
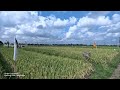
89, 50, 120, 79
109, 50, 120, 79
0, 52, 17, 79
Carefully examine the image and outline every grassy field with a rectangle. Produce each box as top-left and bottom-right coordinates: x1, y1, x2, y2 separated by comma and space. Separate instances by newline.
0, 46, 120, 79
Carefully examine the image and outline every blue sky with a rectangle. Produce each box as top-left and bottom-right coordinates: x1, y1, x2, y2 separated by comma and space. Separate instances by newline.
0, 11, 120, 45
40, 11, 88, 19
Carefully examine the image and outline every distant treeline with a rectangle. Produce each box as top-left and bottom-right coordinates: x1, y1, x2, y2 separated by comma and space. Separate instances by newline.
28, 44, 87, 46
3, 42, 119, 47
26, 44, 119, 47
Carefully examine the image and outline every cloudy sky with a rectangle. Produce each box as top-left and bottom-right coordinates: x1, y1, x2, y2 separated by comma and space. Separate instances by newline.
0, 11, 120, 45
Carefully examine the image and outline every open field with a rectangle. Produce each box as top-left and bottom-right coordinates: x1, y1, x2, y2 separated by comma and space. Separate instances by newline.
0, 46, 120, 79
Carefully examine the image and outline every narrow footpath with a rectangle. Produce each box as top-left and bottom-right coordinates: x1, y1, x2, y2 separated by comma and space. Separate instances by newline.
110, 64, 120, 79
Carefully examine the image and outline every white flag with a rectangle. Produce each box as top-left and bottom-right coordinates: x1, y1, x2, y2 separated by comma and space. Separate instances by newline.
13, 37, 18, 61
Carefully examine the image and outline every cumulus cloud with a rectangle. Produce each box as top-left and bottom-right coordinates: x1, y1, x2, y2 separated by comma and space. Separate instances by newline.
0, 11, 39, 27
65, 25, 77, 39
53, 16, 77, 29
112, 14, 120, 23
65, 15, 111, 39
0, 11, 120, 45
80, 28, 88, 33
0, 11, 78, 43
77, 16, 111, 27
64, 12, 120, 45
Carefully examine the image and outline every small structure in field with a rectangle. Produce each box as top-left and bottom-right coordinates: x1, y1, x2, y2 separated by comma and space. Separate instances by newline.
82, 51, 91, 60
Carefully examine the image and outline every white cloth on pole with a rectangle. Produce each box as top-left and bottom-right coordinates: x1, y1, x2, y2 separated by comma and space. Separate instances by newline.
13, 37, 18, 61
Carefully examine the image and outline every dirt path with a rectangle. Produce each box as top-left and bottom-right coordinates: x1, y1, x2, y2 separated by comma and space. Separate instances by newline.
109, 64, 120, 79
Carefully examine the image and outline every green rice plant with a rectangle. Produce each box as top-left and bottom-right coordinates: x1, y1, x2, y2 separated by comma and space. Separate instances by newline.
0, 47, 93, 79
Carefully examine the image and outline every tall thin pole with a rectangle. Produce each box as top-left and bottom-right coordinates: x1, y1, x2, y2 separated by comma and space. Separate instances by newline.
14, 61, 17, 72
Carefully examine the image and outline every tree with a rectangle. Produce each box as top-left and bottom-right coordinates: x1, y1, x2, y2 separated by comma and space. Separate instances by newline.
0, 41, 3, 46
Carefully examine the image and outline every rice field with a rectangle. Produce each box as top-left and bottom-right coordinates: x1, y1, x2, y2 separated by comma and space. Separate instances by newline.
0, 46, 120, 79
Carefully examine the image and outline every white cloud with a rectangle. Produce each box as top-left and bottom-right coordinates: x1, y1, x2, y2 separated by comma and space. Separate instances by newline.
65, 25, 77, 39
77, 16, 111, 27
112, 39, 116, 42
94, 37, 104, 40
112, 14, 120, 23
106, 32, 120, 38
2, 27, 17, 36
1, 35, 9, 39
53, 17, 77, 28
65, 15, 111, 40
96, 16, 111, 25
114, 33, 120, 37
65, 12, 120, 44
77, 16, 95, 27
85, 31, 94, 37
0, 11, 120, 45
0, 11, 38, 27
16, 30, 24, 34
81, 28, 88, 33
106, 33, 112, 37
28, 11, 39, 16
53, 18, 69, 27
0, 12, 78, 43
69, 17, 77, 25
106, 22, 120, 33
